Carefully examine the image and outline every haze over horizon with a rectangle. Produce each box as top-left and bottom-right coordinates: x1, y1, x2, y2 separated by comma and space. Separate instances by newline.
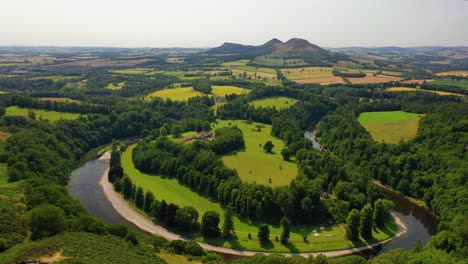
1, 0, 467, 48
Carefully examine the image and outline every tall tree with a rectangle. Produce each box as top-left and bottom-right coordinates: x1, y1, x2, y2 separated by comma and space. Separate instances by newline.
346, 209, 360, 241
157, 200, 168, 222
165, 203, 179, 227
280, 216, 290, 245
263, 141, 274, 153
135, 187, 144, 209
144, 191, 155, 213
176, 206, 199, 231
257, 224, 270, 242
201, 211, 221, 237
222, 207, 235, 238
360, 204, 373, 239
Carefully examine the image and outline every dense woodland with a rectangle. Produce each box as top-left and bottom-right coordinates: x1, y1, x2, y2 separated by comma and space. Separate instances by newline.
0, 48, 466, 264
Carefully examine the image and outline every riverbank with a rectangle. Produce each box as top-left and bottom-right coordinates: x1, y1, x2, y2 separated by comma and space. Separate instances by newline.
98, 152, 408, 258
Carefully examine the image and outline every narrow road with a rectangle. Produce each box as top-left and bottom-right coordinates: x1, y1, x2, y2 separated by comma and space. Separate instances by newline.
98, 153, 407, 257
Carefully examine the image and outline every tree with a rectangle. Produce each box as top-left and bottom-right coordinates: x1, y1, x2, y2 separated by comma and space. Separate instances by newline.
170, 124, 183, 138
110, 150, 121, 167
336, 200, 350, 223
280, 216, 290, 245
201, 211, 221, 237
373, 199, 389, 228
135, 187, 144, 209
121, 176, 133, 200
360, 204, 373, 239
222, 207, 235, 238
176, 206, 199, 231
29, 204, 66, 240
346, 209, 360, 241
165, 203, 179, 227
281, 148, 291, 161
157, 199, 168, 222
144, 191, 155, 213
263, 141, 274, 153
159, 127, 168, 137
257, 224, 270, 242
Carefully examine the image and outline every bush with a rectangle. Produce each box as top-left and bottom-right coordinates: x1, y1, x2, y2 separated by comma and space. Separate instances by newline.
28, 204, 67, 240
106, 224, 128, 238
184, 240, 205, 256
72, 215, 106, 235
125, 231, 139, 246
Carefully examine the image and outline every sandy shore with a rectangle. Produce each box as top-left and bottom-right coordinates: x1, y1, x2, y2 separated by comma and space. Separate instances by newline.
98, 153, 408, 257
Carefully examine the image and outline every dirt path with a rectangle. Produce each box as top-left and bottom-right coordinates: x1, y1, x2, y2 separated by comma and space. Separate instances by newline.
98, 152, 408, 257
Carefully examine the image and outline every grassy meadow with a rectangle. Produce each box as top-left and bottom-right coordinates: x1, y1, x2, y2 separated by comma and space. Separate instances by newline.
436, 71, 468, 77
5, 106, 81, 123
387, 87, 465, 97
221, 59, 250, 66
214, 120, 298, 186
281, 67, 333, 80
250, 97, 299, 110
122, 144, 396, 252
145, 86, 249, 101
431, 78, 468, 89
106, 81, 126, 90
358, 111, 424, 144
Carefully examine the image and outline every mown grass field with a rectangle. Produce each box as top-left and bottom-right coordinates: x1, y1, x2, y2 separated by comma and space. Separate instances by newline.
387, 87, 465, 97
5, 106, 81, 123
250, 97, 299, 110
215, 120, 298, 187
122, 144, 396, 252
431, 78, 468, 89
436, 71, 468, 77
221, 59, 250, 66
358, 111, 424, 144
145, 86, 249, 101
281, 67, 333, 80
347, 75, 402, 84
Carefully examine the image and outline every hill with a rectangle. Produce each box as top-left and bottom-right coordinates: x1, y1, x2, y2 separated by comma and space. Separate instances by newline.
207, 38, 350, 66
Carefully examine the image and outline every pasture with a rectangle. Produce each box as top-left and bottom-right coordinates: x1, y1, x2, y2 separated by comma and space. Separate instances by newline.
214, 120, 298, 187
347, 75, 402, 84
436, 71, 468, 77
431, 78, 468, 89
38, 97, 81, 103
221, 59, 250, 66
145, 86, 249, 101
386, 87, 465, 97
281, 67, 334, 80
122, 144, 396, 252
5, 106, 81, 123
358, 111, 424, 144
252, 55, 284, 66
250, 97, 299, 110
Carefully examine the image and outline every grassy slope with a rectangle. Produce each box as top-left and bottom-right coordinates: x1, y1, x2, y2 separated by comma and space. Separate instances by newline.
122, 144, 396, 252
5, 106, 81, 123
358, 111, 424, 144
249, 97, 299, 110
214, 120, 297, 187
0, 232, 164, 264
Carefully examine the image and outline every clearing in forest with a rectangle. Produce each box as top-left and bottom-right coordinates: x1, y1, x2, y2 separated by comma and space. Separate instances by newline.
145, 86, 249, 101
214, 120, 297, 187
358, 111, 424, 144
249, 97, 299, 110
5, 106, 81, 123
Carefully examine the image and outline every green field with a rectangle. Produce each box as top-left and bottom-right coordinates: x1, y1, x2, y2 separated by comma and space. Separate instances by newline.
106, 81, 126, 90
253, 55, 284, 66
5, 106, 81, 123
122, 144, 396, 252
431, 78, 468, 89
145, 86, 249, 101
281, 67, 333, 80
358, 111, 424, 144
250, 97, 299, 110
215, 120, 298, 186
221, 59, 250, 66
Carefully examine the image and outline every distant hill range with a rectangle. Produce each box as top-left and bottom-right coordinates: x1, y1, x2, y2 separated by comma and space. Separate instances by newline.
207, 38, 351, 66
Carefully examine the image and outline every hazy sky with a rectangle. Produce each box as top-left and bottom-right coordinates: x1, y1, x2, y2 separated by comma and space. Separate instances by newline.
1, 0, 467, 47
